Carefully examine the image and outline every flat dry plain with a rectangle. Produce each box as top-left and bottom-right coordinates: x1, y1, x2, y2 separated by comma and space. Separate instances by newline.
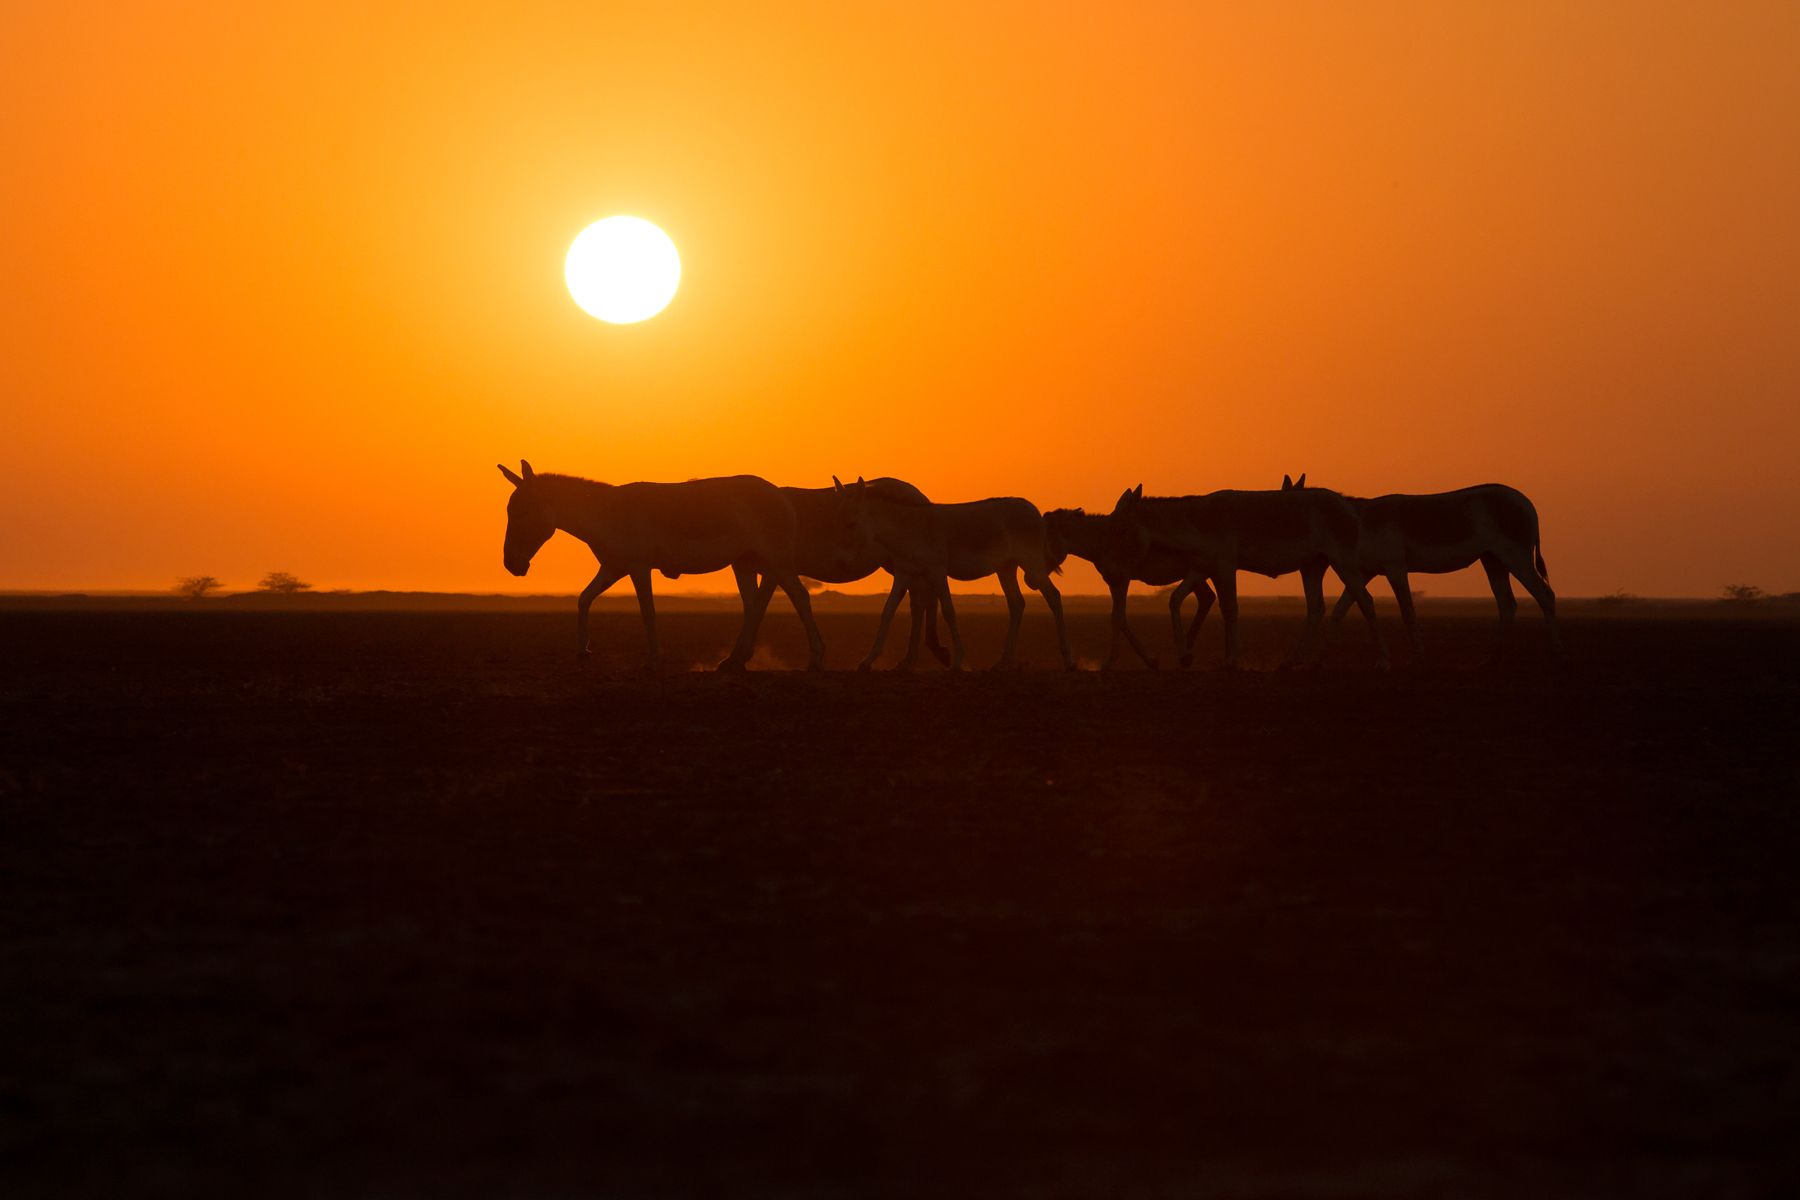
3, 599, 1798, 1198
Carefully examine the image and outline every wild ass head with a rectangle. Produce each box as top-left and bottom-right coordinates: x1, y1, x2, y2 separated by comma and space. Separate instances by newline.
497, 459, 555, 577
1058, 489, 1144, 582
830, 474, 875, 557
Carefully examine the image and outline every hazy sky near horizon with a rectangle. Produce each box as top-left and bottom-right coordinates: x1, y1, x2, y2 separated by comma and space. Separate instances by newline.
3, 2, 1797, 596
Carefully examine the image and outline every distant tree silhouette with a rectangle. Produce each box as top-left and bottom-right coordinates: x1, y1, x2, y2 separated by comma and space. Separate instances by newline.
1596, 589, 1639, 606
174, 575, 222, 600
258, 571, 313, 595
1721, 584, 1763, 603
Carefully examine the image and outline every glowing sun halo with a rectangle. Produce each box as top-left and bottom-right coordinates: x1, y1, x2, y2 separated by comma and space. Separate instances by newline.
564, 216, 680, 324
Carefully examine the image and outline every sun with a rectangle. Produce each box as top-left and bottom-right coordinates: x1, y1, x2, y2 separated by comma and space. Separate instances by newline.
564, 216, 681, 324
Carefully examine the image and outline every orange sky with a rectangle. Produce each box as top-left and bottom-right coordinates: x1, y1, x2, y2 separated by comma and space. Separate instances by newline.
3, 2, 1797, 597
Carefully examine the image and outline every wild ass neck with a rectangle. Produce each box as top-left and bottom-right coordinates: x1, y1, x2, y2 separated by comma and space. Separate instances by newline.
535, 475, 617, 545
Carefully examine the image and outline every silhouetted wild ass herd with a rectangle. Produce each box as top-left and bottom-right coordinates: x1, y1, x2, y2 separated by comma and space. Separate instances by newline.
497, 461, 1564, 672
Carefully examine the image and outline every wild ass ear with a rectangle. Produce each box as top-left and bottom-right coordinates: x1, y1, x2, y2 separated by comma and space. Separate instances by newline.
520, 460, 536, 480
832, 475, 844, 493
498, 463, 524, 487
1282, 474, 1294, 490
1296, 473, 1306, 488
854, 476, 866, 493
1112, 487, 1139, 515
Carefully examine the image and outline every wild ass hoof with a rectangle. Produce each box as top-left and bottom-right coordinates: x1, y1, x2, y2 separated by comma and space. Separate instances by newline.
930, 646, 952, 667
715, 657, 748, 673
856, 658, 876, 673
575, 649, 593, 667
805, 658, 825, 673
1178, 653, 1195, 669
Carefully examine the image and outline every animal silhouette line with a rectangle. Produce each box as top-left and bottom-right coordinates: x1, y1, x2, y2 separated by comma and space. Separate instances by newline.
497, 461, 1562, 671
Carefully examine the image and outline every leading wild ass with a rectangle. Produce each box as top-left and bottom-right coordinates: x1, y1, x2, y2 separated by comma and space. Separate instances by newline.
752, 478, 950, 666
1280, 475, 1564, 662
1106, 484, 1388, 670
835, 477, 1075, 671
497, 460, 824, 671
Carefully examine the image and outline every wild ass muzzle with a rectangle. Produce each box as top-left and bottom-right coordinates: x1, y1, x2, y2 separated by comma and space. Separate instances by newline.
497, 460, 824, 671
1106, 484, 1388, 670
750, 478, 951, 666
1280, 475, 1564, 663
834, 476, 1075, 671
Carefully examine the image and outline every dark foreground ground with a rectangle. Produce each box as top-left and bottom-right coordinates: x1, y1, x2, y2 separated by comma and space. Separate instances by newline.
3, 604, 1798, 1198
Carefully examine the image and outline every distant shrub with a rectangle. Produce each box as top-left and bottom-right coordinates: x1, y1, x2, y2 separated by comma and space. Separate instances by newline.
174, 575, 222, 600
1596, 590, 1639, 606
1721, 584, 1764, 603
258, 571, 313, 595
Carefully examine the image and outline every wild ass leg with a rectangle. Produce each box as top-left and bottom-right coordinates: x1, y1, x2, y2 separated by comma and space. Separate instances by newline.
922, 585, 952, 666
859, 575, 910, 671
935, 576, 965, 670
900, 576, 933, 667
1334, 564, 1389, 670
1167, 580, 1193, 662
1501, 548, 1565, 663
1215, 570, 1241, 669
1285, 563, 1327, 669
629, 569, 660, 671
772, 572, 826, 671
745, 571, 780, 624
1105, 578, 1157, 669
1389, 571, 1422, 664
995, 566, 1026, 670
1031, 574, 1077, 670
721, 566, 775, 670
576, 564, 628, 664
1180, 581, 1216, 668
1480, 554, 1517, 666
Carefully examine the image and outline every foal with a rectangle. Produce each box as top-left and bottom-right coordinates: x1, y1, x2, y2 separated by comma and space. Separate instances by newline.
835, 477, 1075, 671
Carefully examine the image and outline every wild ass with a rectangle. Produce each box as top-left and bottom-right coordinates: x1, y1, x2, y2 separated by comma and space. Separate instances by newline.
751, 478, 950, 666
835, 477, 1075, 671
1106, 484, 1388, 670
1043, 507, 1213, 668
497, 460, 823, 671
1280, 475, 1564, 662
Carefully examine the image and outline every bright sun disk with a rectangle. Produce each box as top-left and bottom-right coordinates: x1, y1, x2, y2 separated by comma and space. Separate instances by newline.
564, 216, 680, 324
